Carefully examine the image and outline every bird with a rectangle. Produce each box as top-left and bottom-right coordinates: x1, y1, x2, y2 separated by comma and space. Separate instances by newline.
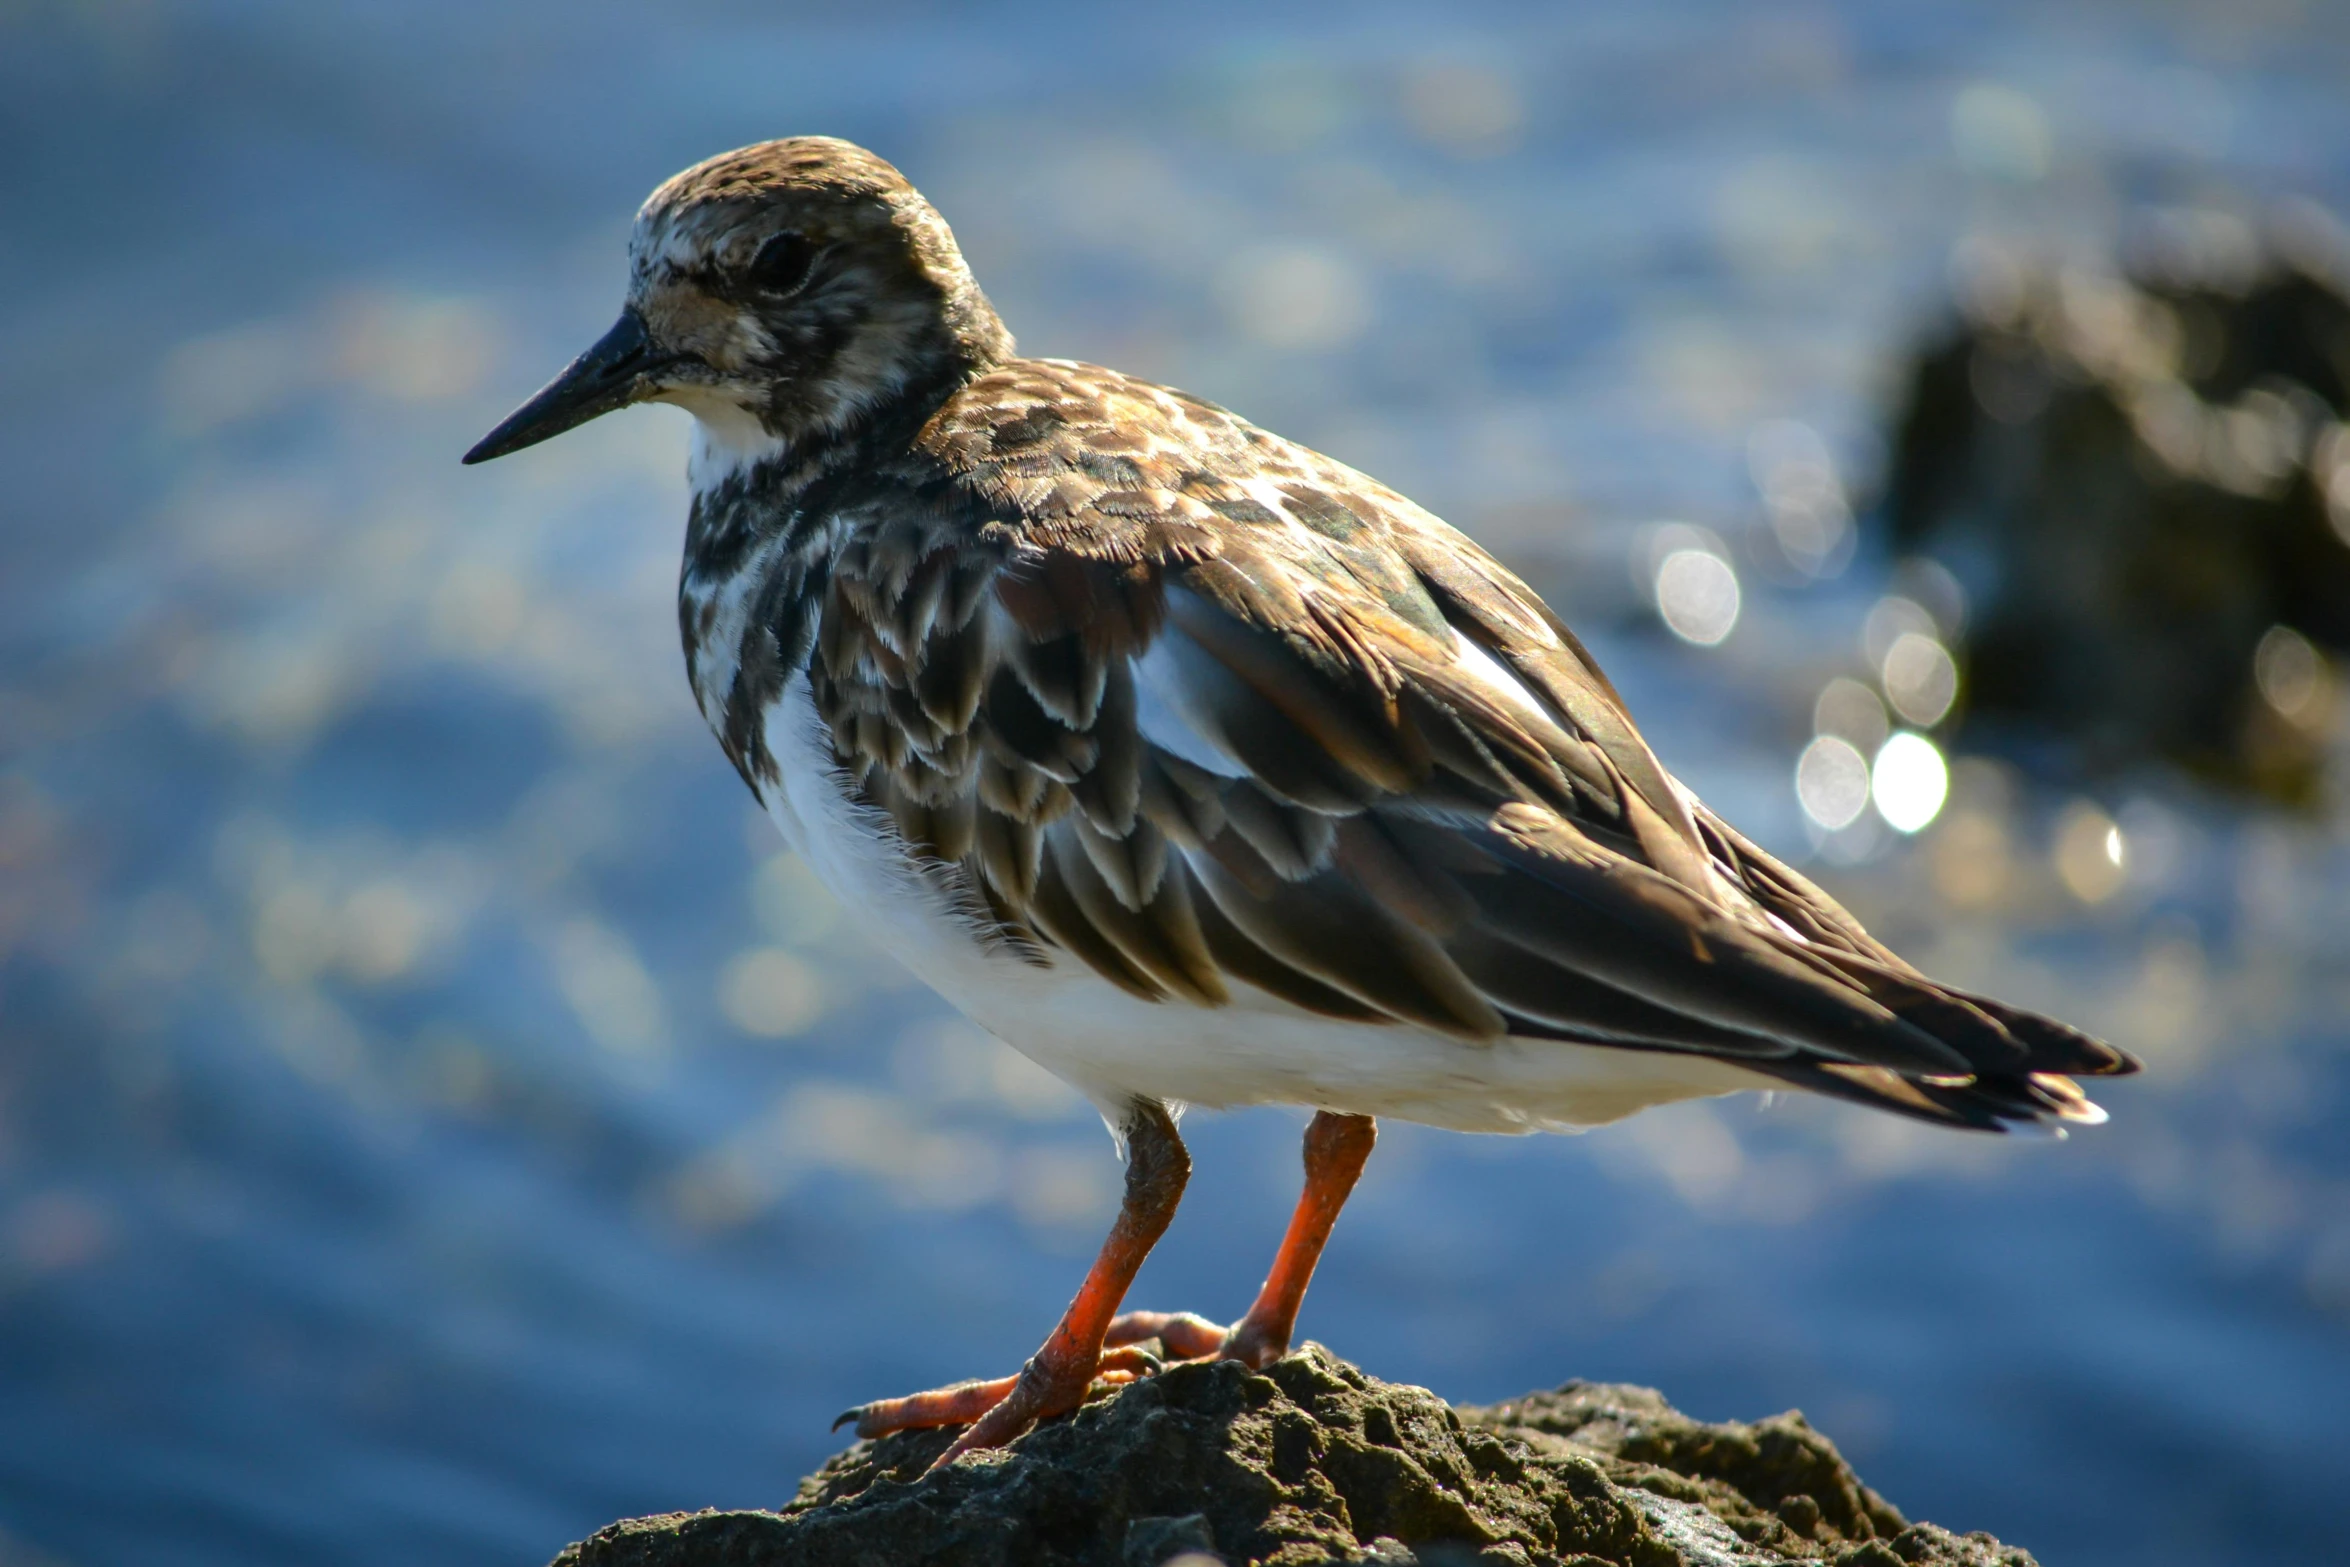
463, 137, 2137, 1468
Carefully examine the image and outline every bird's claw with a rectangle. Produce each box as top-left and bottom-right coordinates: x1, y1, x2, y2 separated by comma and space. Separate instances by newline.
839, 1340, 1180, 1449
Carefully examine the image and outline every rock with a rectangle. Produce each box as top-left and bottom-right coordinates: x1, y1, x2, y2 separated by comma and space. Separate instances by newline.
547, 1346, 2038, 1567
1881, 210, 2350, 804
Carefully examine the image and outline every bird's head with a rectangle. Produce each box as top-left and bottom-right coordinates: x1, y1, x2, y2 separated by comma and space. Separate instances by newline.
463, 137, 1011, 467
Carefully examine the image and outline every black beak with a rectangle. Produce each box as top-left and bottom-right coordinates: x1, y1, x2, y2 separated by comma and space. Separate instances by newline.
462, 310, 677, 464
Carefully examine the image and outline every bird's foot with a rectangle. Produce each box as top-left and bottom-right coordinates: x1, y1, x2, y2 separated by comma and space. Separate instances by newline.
835, 1100, 1200, 1471
831, 1305, 1286, 1468
835, 1342, 1163, 1448
1102, 1308, 1291, 1370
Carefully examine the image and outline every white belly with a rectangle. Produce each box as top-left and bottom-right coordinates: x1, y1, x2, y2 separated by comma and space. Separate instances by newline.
754, 677, 1763, 1133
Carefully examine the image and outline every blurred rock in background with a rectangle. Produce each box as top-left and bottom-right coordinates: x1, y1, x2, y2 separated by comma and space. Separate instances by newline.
1883, 204, 2350, 806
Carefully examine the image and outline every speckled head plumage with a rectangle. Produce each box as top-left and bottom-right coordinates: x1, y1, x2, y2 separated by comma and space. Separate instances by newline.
465, 137, 1011, 465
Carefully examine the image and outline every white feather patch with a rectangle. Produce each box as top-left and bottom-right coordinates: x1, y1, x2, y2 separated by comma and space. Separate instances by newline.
1446, 628, 1560, 731
675, 394, 789, 487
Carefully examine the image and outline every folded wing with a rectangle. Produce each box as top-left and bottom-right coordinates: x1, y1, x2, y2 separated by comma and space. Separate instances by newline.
804, 359, 2135, 1133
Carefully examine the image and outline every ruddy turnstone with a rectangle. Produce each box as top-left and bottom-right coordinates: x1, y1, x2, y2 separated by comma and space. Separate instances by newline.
464, 138, 2136, 1467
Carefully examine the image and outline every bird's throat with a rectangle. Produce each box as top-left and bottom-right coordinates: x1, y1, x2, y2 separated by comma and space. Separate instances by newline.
676, 393, 792, 491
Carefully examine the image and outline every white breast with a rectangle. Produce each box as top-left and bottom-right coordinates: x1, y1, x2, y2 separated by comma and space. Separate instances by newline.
680, 535, 786, 724
748, 677, 1764, 1133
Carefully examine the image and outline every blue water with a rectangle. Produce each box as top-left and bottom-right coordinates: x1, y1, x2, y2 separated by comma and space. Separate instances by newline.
4, 5, 2348, 1564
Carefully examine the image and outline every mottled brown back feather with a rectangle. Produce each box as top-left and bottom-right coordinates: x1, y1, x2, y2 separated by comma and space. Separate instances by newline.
751, 354, 2135, 1133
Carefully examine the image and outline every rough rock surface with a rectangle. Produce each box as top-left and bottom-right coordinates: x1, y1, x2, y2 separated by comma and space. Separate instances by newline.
548, 1347, 2036, 1567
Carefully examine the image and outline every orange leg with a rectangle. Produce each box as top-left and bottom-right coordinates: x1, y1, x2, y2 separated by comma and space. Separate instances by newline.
835, 1100, 1190, 1467
1103, 1110, 1377, 1369
1222, 1111, 1376, 1366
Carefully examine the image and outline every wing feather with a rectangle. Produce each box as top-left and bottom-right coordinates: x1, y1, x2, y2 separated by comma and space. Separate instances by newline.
788, 358, 2143, 1132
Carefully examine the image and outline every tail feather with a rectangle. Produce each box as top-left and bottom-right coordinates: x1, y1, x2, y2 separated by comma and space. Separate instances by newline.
1691, 807, 2138, 1132
1751, 1055, 2118, 1135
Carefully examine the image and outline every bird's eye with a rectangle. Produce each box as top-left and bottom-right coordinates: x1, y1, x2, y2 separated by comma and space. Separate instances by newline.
746, 232, 819, 297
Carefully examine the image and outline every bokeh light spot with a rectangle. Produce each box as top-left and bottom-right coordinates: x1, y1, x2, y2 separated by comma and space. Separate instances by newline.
718, 947, 824, 1038
550, 920, 669, 1058
1860, 594, 1938, 669
1654, 548, 1741, 646
1870, 732, 1948, 833
1813, 676, 1890, 752
1881, 631, 1959, 726
2254, 624, 2330, 726
1747, 419, 1854, 576
2053, 802, 2127, 904
1796, 736, 1872, 830
2324, 441, 2350, 544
